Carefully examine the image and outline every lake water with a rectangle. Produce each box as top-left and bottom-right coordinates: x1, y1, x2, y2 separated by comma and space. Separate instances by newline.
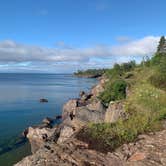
0, 73, 97, 166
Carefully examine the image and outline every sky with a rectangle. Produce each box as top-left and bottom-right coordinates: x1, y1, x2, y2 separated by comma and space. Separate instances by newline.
0, 0, 165, 73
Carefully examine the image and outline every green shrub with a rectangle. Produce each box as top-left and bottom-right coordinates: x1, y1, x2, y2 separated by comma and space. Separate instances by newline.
99, 79, 127, 105
149, 72, 166, 91
106, 61, 136, 79
150, 52, 166, 66
148, 53, 166, 91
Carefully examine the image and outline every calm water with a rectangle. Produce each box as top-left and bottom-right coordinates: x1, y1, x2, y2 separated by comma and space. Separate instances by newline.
0, 73, 97, 166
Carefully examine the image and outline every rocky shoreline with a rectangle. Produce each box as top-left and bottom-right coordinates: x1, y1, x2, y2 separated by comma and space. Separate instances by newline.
15, 76, 166, 166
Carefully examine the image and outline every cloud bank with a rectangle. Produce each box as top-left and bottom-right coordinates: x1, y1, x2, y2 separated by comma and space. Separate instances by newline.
0, 36, 160, 73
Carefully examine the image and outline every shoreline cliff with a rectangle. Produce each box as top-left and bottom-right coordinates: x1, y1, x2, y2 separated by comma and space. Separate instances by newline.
15, 73, 166, 166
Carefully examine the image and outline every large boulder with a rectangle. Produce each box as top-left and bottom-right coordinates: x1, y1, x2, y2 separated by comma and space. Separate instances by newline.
91, 77, 108, 97
104, 101, 125, 123
75, 107, 105, 123
27, 126, 55, 153
57, 125, 75, 144
40, 98, 48, 103
86, 100, 106, 112
62, 99, 78, 120
58, 100, 106, 144
42, 117, 53, 125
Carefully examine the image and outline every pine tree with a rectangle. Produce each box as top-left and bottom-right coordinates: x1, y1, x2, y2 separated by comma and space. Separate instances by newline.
157, 36, 166, 52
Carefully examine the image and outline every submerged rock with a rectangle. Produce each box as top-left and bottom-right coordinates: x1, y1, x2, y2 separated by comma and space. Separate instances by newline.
55, 115, 62, 119
40, 98, 48, 103
22, 128, 29, 137
42, 117, 53, 125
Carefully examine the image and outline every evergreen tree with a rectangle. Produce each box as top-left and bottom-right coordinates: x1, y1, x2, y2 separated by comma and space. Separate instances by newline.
157, 36, 166, 52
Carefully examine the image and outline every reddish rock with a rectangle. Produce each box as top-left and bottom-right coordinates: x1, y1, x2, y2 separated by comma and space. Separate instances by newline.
128, 152, 146, 161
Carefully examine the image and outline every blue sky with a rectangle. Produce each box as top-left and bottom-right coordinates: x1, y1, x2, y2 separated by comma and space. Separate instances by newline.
0, 0, 165, 73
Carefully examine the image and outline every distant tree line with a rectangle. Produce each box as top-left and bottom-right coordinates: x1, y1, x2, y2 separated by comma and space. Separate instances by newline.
74, 68, 107, 78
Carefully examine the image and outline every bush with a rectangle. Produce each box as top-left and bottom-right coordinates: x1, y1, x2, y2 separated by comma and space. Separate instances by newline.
149, 53, 166, 91
149, 72, 166, 91
150, 53, 166, 66
106, 61, 136, 79
99, 79, 127, 105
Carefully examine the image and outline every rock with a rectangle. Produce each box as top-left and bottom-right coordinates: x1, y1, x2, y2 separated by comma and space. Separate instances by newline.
14, 138, 123, 166
91, 83, 104, 97
58, 100, 106, 145
40, 98, 48, 103
75, 106, 105, 123
22, 128, 29, 137
55, 115, 62, 119
105, 152, 124, 166
27, 126, 55, 153
128, 152, 146, 161
42, 117, 53, 125
91, 77, 108, 97
79, 91, 85, 97
15, 129, 166, 166
86, 100, 106, 112
62, 99, 78, 120
80, 93, 93, 101
57, 126, 75, 144
105, 101, 126, 123
34, 122, 52, 129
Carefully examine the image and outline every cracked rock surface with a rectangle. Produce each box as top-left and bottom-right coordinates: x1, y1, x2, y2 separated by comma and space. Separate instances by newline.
15, 129, 166, 166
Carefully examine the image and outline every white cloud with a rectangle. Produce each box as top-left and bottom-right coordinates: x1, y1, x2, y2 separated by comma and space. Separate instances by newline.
111, 36, 159, 57
0, 36, 160, 72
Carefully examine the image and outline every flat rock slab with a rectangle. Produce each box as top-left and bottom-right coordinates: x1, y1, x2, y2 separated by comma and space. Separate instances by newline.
15, 129, 166, 166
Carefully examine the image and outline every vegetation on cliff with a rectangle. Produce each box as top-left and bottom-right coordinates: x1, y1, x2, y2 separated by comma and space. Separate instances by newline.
74, 69, 107, 78
98, 60, 136, 106
78, 37, 166, 152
